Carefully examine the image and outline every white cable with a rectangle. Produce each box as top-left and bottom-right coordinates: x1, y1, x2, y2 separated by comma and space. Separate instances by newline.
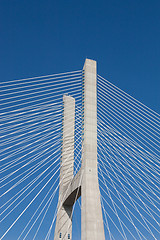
99, 173, 157, 239
98, 142, 160, 232
1, 76, 81, 99
0, 116, 62, 148
1, 122, 82, 212
1, 127, 82, 198
98, 93, 160, 150
98, 147, 160, 215
98, 144, 160, 221
98, 122, 160, 187
100, 183, 138, 240
98, 77, 160, 130
97, 102, 160, 158
0, 149, 60, 212
1, 84, 81, 106
1, 88, 81, 111
98, 134, 160, 205
1, 161, 60, 223
19, 148, 77, 240
0, 127, 82, 239
97, 115, 159, 166
100, 196, 112, 240
97, 79, 160, 134
0, 164, 60, 240
99, 160, 144, 240
17, 176, 59, 240
100, 185, 146, 240
0, 140, 61, 189
0, 122, 62, 164
0, 102, 62, 120
99, 162, 128, 240
98, 119, 159, 172
98, 74, 160, 119
1, 105, 82, 175
1, 78, 81, 103
0, 107, 62, 132
0, 70, 82, 85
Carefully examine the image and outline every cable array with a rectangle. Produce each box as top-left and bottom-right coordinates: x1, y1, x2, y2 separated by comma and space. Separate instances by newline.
97, 74, 160, 240
0, 70, 82, 240
1, 69, 159, 240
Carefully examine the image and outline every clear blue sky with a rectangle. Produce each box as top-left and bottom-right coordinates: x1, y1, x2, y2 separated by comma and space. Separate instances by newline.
0, 0, 159, 113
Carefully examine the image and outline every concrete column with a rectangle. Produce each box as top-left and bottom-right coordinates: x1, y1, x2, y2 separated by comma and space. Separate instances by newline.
54, 95, 75, 240
81, 59, 105, 240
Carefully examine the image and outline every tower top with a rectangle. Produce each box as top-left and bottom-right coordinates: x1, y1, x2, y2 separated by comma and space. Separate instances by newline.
83, 58, 97, 69
83, 58, 97, 74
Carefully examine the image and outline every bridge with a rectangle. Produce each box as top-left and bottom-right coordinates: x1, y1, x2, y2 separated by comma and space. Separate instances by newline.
0, 59, 159, 240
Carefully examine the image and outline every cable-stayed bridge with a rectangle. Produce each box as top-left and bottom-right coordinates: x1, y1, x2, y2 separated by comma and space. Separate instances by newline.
0, 59, 159, 240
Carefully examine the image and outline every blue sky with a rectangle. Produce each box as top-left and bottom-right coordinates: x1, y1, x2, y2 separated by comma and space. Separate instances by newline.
0, 0, 159, 113
0, 1, 159, 240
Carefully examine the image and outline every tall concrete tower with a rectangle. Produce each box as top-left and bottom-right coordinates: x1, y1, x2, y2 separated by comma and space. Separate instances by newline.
81, 59, 105, 240
54, 59, 105, 240
54, 95, 75, 240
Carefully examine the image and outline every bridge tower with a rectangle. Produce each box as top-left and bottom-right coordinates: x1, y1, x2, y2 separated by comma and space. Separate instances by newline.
54, 59, 105, 240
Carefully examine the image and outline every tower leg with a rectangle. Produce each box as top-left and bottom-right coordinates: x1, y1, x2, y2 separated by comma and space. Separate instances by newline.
81, 59, 105, 240
54, 95, 75, 240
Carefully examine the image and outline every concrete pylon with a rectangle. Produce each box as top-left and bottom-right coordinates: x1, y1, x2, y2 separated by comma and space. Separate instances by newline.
54, 95, 75, 240
54, 59, 105, 240
81, 59, 105, 240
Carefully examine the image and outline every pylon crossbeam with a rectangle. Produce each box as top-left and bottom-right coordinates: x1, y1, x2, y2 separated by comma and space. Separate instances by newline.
63, 169, 81, 206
